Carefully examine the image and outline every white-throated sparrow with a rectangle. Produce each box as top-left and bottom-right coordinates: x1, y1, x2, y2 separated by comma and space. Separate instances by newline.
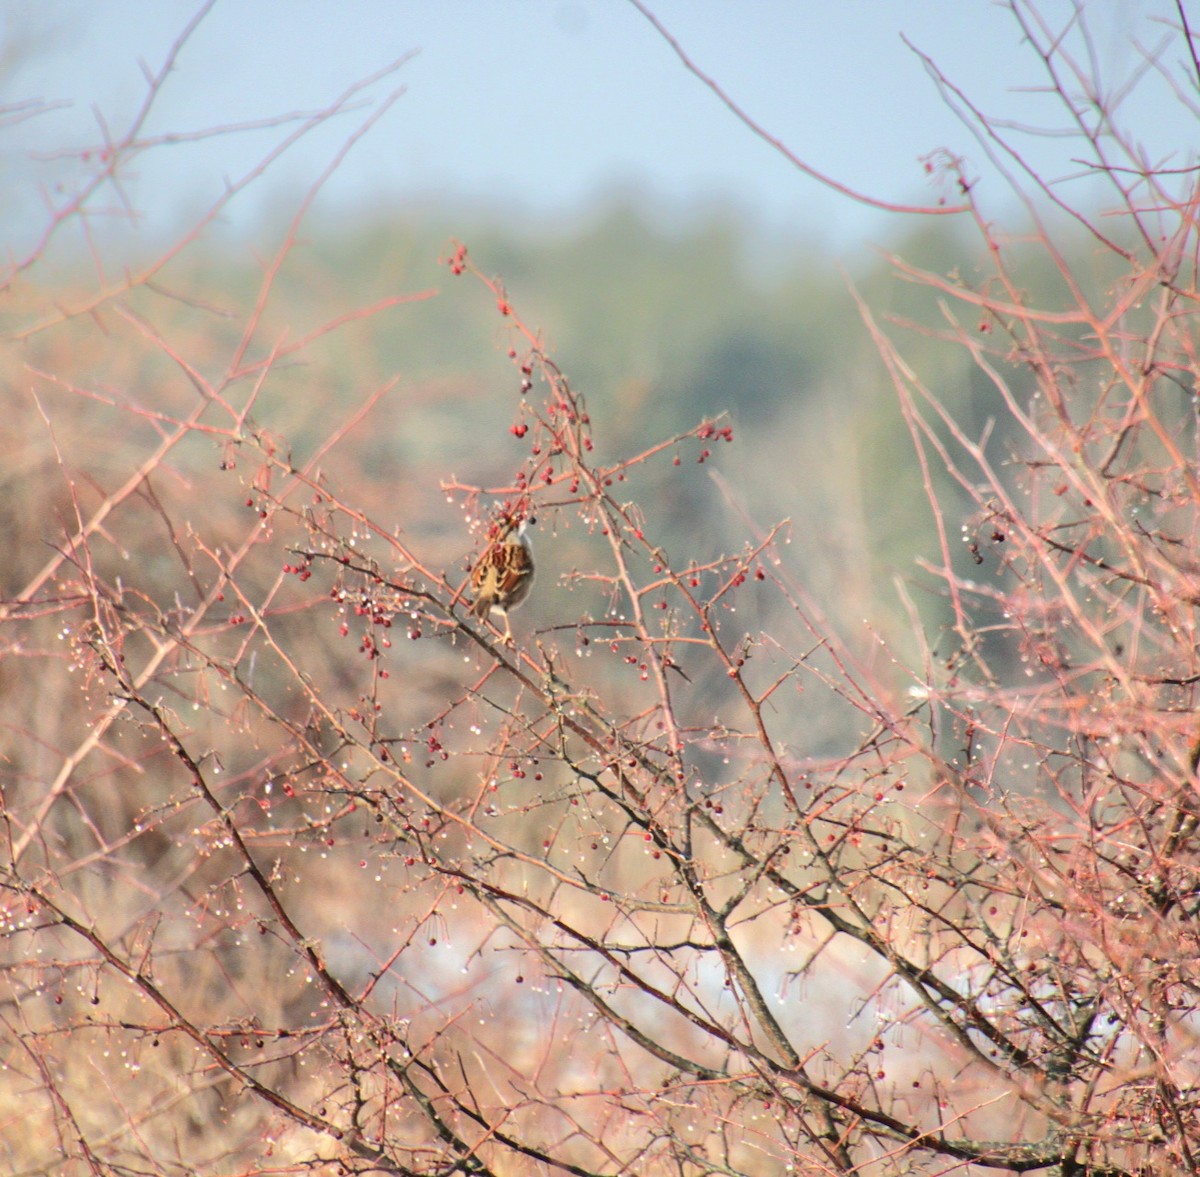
469, 515, 535, 643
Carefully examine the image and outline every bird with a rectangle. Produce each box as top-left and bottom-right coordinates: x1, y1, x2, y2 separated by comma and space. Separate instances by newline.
469, 514, 535, 643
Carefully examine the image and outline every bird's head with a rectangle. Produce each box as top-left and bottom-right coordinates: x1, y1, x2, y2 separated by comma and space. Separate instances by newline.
495, 512, 536, 542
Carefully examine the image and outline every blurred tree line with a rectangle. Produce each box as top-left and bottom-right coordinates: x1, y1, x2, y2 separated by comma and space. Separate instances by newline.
141, 197, 1064, 627
6, 192, 1108, 733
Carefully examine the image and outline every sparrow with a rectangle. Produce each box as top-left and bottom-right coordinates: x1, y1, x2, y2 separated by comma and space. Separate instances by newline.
469, 515, 535, 643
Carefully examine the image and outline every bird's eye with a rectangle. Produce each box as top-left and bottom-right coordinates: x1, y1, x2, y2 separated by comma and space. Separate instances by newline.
527, 515, 537, 526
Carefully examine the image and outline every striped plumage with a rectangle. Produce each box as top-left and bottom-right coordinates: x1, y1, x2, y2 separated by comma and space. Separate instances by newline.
469, 516, 535, 643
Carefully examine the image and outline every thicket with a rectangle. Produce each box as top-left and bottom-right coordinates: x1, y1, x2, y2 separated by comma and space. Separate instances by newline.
3, 4, 1200, 1175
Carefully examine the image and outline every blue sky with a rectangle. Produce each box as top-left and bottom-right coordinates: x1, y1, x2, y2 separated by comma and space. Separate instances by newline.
3, 2, 1194, 253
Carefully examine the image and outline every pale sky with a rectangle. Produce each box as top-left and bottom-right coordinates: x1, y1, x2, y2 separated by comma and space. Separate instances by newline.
3, 2, 1194, 253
